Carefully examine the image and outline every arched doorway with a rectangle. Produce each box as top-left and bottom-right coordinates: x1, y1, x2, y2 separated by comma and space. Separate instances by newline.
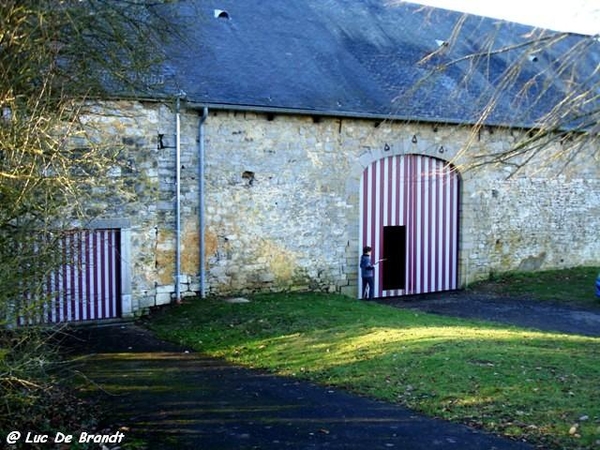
359, 154, 460, 298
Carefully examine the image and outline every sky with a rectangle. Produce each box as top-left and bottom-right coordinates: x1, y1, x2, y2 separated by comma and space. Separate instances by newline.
408, 0, 600, 35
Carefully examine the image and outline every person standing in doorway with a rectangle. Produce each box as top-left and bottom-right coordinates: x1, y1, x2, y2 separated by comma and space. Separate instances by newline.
360, 246, 375, 299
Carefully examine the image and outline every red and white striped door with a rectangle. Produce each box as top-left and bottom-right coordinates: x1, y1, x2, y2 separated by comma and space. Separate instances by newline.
19, 229, 121, 325
360, 154, 460, 298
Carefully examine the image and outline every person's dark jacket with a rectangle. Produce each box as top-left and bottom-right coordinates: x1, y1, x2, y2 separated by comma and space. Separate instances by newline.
360, 254, 374, 278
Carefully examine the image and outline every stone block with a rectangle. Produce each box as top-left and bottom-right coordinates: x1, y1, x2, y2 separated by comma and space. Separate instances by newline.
155, 292, 172, 306
181, 290, 196, 298
156, 284, 175, 294
340, 285, 357, 297
259, 273, 276, 283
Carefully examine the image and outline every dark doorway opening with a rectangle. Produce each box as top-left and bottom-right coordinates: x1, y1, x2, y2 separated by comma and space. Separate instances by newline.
382, 226, 406, 291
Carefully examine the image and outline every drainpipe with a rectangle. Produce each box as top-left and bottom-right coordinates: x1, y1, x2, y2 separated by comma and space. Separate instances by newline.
198, 107, 209, 298
175, 95, 183, 303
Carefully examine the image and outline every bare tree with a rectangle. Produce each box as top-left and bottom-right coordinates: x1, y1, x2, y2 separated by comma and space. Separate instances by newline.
0, 0, 171, 324
0, 0, 171, 432
399, 3, 600, 176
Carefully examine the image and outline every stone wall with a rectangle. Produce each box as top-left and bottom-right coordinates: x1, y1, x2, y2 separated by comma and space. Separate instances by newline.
78, 100, 202, 313
78, 101, 600, 312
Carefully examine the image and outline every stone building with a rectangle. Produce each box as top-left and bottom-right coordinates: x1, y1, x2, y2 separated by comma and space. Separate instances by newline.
46, 0, 600, 320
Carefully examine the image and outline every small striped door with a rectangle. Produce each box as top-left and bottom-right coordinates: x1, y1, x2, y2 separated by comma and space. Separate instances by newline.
18, 229, 121, 325
360, 154, 460, 298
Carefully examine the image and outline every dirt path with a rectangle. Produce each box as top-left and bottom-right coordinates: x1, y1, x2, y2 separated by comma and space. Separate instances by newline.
64, 320, 535, 450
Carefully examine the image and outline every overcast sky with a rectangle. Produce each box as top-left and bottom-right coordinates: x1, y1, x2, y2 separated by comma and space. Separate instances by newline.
408, 0, 600, 35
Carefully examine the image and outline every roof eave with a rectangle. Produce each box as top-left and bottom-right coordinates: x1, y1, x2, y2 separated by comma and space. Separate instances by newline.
185, 100, 476, 126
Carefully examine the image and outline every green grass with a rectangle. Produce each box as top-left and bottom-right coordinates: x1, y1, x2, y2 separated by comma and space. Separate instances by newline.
470, 266, 600, 307
149, 269, 600, 450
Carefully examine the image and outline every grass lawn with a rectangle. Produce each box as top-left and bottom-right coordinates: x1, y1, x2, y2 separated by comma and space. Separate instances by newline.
149, 268, 600, 450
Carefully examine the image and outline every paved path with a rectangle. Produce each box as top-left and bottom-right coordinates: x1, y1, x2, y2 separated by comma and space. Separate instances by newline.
64, 323, 534, 450
377, 291, 600, 337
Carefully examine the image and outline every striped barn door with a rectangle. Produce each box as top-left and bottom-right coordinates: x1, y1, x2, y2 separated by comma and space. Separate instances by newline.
360, 155, 460, 298
18, 229, 122, 325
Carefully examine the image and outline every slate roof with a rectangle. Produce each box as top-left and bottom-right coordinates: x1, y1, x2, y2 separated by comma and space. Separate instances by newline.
144, 0, 600, 128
